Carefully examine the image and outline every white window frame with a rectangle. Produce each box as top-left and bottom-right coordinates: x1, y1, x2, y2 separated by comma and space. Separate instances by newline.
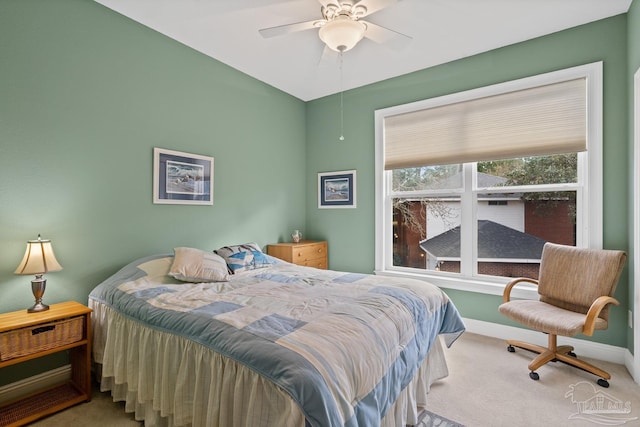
374, 62, 603, 299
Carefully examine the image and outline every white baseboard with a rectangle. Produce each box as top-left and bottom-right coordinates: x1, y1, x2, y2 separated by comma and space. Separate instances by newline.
0, 365, 71, 404
462, 317, 627, 364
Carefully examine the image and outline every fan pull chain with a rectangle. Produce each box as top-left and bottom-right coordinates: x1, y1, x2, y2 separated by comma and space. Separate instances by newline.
339, 51, 345, 141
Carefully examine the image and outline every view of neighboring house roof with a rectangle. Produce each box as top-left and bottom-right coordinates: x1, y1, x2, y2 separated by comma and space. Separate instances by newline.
430, 172, 520, 200
430, 171, 506, 189
419, 220, 547, 260
478, 172, 508, 188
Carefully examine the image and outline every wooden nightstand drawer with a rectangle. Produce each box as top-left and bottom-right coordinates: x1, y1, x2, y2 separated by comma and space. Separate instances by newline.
267, 241, 328, 269
290, 242, 327, 263
297, 257, 328, 269
0, 316, 83, 361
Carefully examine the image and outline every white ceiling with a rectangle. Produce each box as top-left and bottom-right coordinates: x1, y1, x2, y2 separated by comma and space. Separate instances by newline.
94, 0, 631, 101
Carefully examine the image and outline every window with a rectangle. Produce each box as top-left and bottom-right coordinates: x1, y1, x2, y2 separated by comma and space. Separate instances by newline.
375, 63, 603, 296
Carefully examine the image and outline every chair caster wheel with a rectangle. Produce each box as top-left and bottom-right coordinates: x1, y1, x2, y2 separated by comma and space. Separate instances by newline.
507, 345, 515, 353
597, 378, 609, 388
529, 371, 539, 381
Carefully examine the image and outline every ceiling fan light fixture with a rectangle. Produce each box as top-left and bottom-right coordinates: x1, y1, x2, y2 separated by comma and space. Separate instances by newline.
319, 16, 366, 52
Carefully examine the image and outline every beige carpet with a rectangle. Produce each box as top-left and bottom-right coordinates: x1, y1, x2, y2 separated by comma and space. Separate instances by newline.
424, 333, 640, 427
30, 332, 640, 427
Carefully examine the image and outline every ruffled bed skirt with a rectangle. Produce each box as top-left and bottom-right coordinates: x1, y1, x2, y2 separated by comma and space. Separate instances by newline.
90, 300, 450, 427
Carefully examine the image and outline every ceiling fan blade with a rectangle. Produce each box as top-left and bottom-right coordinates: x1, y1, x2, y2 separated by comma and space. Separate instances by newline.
259, 19, 320, 38
363, 20, 411, 45
354, 0, 400, 17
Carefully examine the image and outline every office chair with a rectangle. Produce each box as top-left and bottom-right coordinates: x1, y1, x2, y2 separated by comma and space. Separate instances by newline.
499, 242, 626, 387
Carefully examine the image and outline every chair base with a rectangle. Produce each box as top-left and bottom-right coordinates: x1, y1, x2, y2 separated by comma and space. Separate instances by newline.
506, 334, 611, 385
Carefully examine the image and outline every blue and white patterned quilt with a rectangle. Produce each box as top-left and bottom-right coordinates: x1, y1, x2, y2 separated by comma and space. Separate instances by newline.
89, 254, 465, 427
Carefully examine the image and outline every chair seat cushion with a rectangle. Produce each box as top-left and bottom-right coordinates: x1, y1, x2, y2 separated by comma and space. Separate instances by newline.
498, 300, 607, 336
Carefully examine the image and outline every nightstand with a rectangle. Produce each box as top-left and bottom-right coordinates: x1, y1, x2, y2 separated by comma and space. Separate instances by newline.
0, 301, 92, 426
267, 240, 328, 269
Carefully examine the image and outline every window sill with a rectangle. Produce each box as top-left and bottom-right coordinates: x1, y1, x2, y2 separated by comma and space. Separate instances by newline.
373, 269, 539, 300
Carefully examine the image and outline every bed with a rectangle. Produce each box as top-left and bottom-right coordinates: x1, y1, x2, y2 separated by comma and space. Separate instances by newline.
88, 244, 465, 427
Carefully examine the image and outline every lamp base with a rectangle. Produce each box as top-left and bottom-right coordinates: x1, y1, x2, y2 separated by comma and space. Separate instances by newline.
28, 302, 50, 313
28, 275, 49, 313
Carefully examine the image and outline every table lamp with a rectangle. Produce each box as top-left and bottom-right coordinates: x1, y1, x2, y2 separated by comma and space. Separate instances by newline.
14, 234, 63, 313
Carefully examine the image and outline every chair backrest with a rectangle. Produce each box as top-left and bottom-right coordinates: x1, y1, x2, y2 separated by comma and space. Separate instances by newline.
537, 243, 626, 320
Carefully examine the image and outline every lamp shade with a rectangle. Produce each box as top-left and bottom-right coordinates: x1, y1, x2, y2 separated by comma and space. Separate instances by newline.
319, 16, 366, 52
14, 235, 63, 275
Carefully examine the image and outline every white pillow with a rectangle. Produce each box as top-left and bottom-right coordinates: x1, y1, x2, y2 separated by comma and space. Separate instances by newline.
169, 247, 229, 282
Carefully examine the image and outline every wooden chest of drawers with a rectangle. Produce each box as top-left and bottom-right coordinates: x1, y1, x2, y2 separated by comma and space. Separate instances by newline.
267, 240, 328, 269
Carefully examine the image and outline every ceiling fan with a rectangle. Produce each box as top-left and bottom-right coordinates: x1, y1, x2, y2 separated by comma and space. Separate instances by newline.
258, 0, 410, 54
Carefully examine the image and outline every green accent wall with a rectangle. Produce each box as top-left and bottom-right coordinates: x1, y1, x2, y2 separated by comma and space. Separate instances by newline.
0, 1, 306, 385
631, 0, 640, 72
306, 15, 630, 347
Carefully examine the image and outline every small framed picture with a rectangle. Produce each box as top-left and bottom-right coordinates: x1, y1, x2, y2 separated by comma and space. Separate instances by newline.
318, 170, 356, 209
153, 147, 213, 205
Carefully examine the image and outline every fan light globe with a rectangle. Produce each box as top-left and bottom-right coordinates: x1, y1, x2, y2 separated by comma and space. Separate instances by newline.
319, 16, 366, 52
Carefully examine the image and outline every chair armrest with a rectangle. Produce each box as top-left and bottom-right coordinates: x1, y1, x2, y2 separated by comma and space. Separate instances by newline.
583, 296, 620, 336
503, 277, 539, 303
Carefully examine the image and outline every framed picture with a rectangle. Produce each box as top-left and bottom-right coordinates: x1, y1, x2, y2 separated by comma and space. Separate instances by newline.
153, 147, 214, 205
318, 170, 356, 209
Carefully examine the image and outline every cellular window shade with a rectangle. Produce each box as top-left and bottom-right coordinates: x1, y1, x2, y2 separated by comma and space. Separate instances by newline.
384, 78, 587, 170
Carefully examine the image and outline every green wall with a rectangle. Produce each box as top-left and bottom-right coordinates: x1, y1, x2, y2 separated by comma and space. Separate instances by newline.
0, 1, 306, 383
631, 0, 640, 71
306, 15, 630, 348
